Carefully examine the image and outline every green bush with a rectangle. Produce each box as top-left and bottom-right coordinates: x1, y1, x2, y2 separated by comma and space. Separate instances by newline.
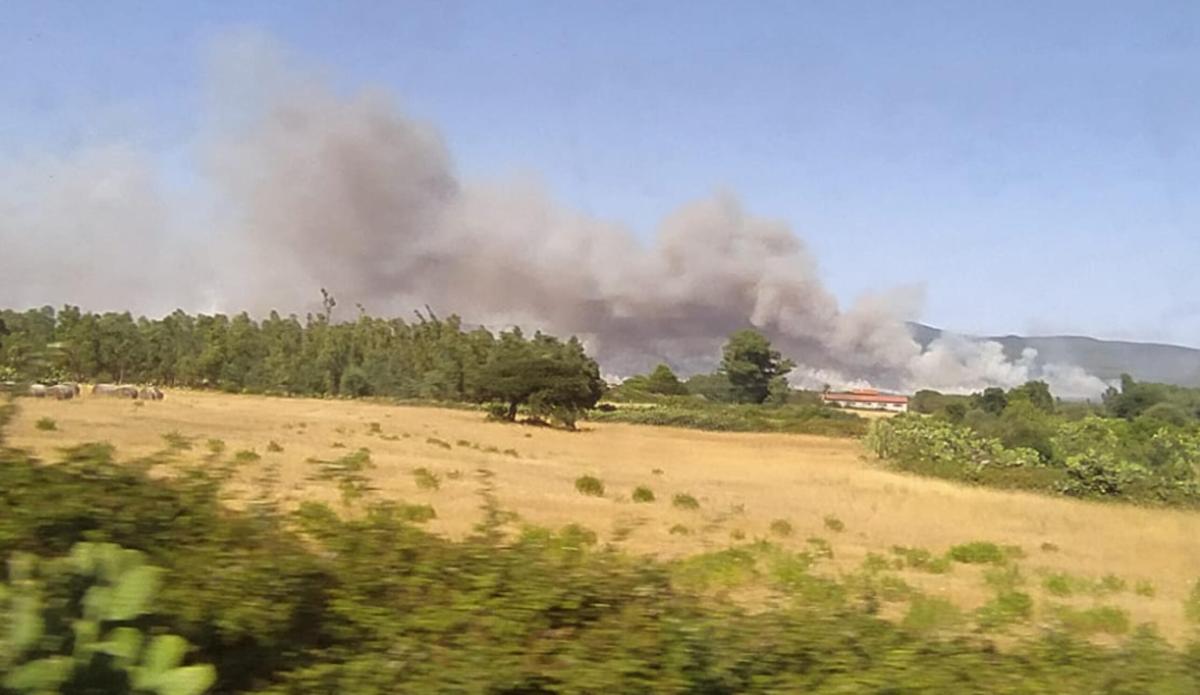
0, 542, 217, 694
903, 595, 964, 635
823, 515, 845, 533
769, 519, 793, 537
574, 475, 605, 497
413, 467, 441, 491
976, 590, 1033, 630
162, 431, 193, 451
267, 440, 284, 453
631, 485, 655, 503
1051, 605, 1131, 636
233, 449, 261, 464
947, 541, 1008, 565
672, 493, 700, 510
1186, 580, 1200, 624
34, 416, 56, 431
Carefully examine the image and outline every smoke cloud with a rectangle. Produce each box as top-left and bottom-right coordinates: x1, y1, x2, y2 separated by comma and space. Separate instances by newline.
0, 34, 1111, 398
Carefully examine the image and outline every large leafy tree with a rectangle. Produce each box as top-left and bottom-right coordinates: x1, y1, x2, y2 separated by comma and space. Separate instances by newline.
475, 330, 603, 429
719, 329, 795, 404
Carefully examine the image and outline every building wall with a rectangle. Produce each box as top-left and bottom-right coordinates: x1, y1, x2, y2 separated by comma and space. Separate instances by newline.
828, 399, 908, 413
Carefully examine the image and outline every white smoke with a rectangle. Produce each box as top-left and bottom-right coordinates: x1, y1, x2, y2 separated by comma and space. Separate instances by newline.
0, 33, 1113, 399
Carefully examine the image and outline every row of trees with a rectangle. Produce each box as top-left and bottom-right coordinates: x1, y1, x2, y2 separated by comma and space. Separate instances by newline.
614, 329, 796, 405
0, 303, 603, 428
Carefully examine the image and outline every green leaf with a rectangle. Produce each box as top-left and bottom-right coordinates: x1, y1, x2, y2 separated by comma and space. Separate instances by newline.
71, 619, 99, 660
68, 542, 100, 576
93, 626, 143, 667
105, 565, 163, 621
141, 634, 187, 674
151, 665, 218, 695
1, 656, 72, 691
7, 553, 35, 583
9, 594, 44, 654
82, 585, 113, 622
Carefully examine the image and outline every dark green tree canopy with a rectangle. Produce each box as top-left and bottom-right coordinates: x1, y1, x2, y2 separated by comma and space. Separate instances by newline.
643, 364, 687, 395
474, 331, 603, 429
719, 329, 795, 404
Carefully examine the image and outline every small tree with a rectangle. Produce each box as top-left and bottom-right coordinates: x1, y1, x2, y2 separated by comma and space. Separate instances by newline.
719, 330, 794, 404
974, 387, 1009, 415
644, 364, 688, 395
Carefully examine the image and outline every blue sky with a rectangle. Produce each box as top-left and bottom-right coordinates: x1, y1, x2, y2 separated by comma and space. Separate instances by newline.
3, 1, 1200, 345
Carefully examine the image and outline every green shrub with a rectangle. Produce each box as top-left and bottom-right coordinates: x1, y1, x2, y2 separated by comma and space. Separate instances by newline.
631, 486, 655, 503
206, 438, 226, 457
672, 493, 700, 510
1186, 579, 1200, 624
396, 503, 437, 523
861, 553, 891, 573
575, 475, 605, 497
1099, 574, 1127, 593
903, 595, 964, 634
668, 524, 691, 536
35, 416, 56, 431
976, 590, 1033, 630
162, 430, 193, 451
267, 440, 284, 453
0, 542, 217, 694
673, 548, 758, 591
368, 422, 382, 435
1043, 572, 1082, 597
413, 467, 441, 491
1052, 605, 1131, 636
1135, 580, 1156, 598
890, 546, 951, 574
806, 537, 834, 560
769, 519, 793, 537
233, 449, 261, 464
948, 541, 1008, 565
984, 565, 1024, 592
823, 515, 845, 533
1041, 541, 1060, 552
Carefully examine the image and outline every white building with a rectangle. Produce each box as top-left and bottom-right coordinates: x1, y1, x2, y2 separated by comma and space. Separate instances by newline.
821, 389, 909, 413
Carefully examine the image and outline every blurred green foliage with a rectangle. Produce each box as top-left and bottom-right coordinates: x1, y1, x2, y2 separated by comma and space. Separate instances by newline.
1, 407, 1200, 692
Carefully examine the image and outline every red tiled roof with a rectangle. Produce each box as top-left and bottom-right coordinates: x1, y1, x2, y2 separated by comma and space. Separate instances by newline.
822, 392, 909, 405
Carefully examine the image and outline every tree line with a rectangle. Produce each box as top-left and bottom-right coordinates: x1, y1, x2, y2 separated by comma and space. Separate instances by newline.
0, 303, 603, 428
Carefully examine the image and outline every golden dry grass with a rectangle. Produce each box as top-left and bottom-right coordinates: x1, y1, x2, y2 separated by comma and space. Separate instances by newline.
9, 389, 1200, 641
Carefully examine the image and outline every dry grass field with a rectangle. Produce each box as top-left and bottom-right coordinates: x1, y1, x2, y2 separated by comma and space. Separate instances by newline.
9, 389, 1200, 641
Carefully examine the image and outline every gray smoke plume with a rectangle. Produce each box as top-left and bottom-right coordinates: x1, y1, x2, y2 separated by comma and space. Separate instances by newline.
0, 33, 1111, 398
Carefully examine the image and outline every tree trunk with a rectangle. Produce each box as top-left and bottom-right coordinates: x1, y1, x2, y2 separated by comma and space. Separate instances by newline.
506, 401, 519, 421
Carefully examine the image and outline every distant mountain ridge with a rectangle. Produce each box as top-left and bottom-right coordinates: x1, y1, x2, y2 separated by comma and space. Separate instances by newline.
908, 323, 1200, 388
